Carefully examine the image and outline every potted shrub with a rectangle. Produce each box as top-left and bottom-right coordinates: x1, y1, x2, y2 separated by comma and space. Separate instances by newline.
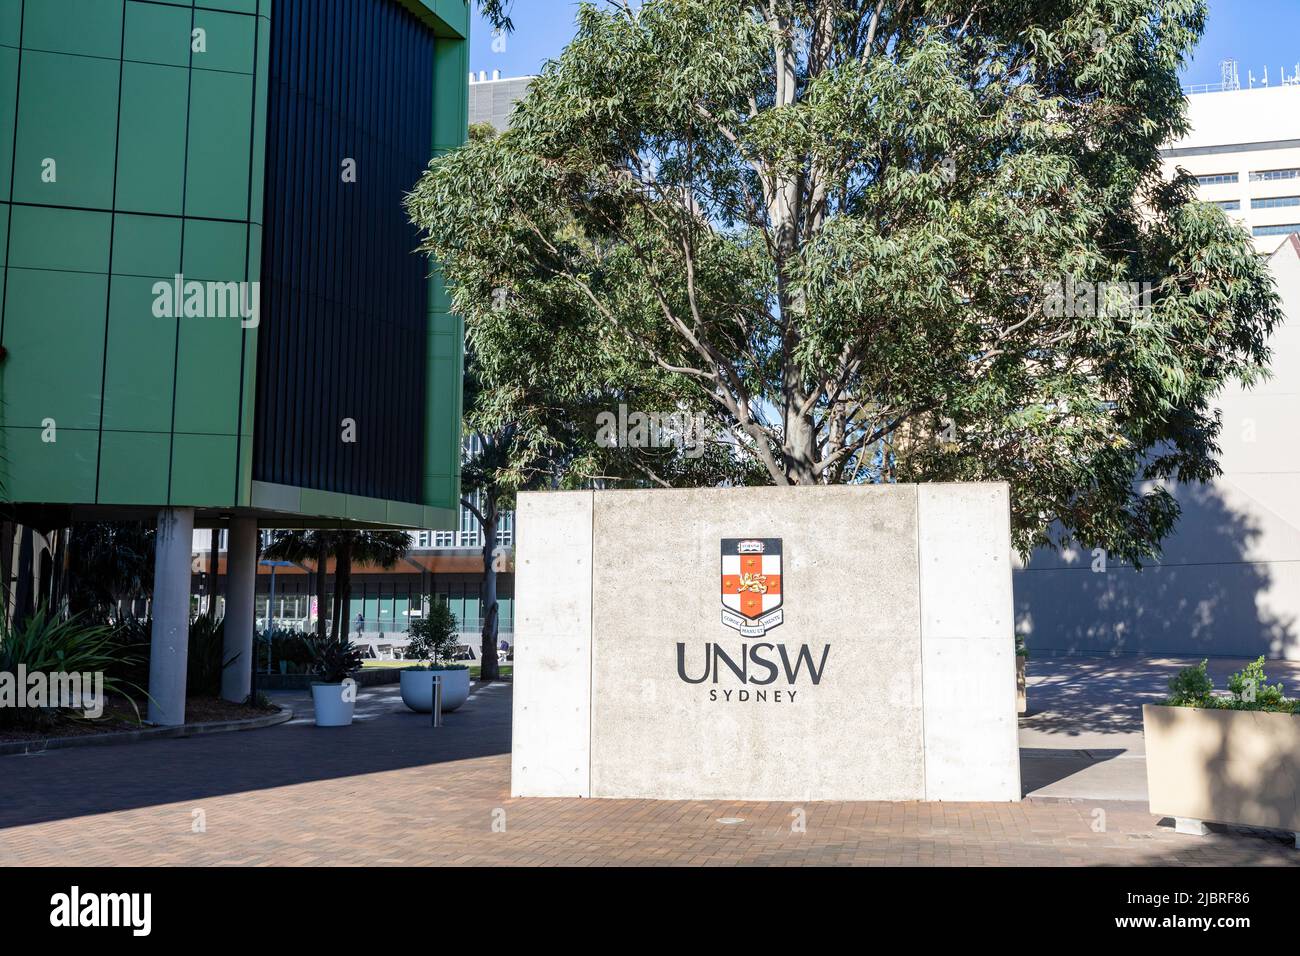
305, 637, 364, 727
1143, 657, 1300, 838
399, 601, 470, 713
1014, 635, 1028, 715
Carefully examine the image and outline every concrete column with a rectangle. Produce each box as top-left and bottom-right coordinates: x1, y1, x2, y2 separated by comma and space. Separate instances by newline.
221, 517, 258, 703
147, 507, 195, 726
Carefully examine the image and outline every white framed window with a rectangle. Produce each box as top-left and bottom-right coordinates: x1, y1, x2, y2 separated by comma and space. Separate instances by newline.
1251, 195, 1300, 209
1249, 168, 1300, 183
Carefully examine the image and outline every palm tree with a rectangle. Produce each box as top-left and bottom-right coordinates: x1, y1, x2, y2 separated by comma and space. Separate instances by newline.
330, 531, 411, 641
262, 530, 336, 641
263, 530, 412, 642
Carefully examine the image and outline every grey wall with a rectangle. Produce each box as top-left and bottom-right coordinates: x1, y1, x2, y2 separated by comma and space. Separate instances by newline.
1015, 237, 1300, 659
512, 484, 1020, 802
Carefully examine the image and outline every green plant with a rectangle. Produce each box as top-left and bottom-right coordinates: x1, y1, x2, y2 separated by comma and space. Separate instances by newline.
1166, 659, 1214, 708
1225, 656, 1286, 710
304, 637, 363, 684
0, 608, 147, 729
104, 617, 152, 694
254, 628, 314, 673
1014, 634, 1029, 659
1164, 657, 1296, 713
107, 616, 240, 697
186, 616, 239, 697
405, 601, 464, 668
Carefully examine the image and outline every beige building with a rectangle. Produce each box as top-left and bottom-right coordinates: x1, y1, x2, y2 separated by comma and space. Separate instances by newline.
1161, 83, 1300, 252
1017, 82, 1300, 660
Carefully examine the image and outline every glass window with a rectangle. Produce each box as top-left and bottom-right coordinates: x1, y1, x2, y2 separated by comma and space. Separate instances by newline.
1249, 168, 1300, 182
1196, 173, 1239, 186
1250, 195, 1300, 209
1252, 223, 1300, 237
1211, 199, 1240, 210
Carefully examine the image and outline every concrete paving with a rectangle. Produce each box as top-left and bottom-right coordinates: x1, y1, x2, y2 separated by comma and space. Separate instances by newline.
1018, 655, 1300, 801
0, 662, 1297, 865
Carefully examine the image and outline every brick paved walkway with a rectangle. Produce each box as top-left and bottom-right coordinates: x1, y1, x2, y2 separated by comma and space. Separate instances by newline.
0, 681, 1295, 866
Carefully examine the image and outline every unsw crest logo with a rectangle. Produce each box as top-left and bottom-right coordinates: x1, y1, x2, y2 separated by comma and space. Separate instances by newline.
720, 538, 784, 637
675, 536, 829, 702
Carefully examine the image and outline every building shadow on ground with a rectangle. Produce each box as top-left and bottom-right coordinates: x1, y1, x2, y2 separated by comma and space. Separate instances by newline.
0, 683, 513, 831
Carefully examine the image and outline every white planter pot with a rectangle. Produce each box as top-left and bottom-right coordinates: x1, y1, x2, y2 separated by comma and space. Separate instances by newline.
311, 682, 355, 727
400, 667, 470, 713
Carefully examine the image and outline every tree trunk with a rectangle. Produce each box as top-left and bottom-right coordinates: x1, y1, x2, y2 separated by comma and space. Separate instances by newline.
332, 537, 353, 645
13, 526, 34, 627
314, 538, 328, 641
47, 528, 69, 614
480, 495, 500, 681
207, 527, 221, 621
0, 520, 12, 625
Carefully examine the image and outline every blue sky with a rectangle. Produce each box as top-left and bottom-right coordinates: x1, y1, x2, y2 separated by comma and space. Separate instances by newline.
469, 1, 1300, 88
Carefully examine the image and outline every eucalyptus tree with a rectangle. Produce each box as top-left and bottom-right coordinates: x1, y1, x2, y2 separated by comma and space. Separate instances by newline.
408, 0, 1280, 564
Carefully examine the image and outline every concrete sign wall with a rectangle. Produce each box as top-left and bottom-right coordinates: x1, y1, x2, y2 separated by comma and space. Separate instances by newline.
512, 484, 1020, 802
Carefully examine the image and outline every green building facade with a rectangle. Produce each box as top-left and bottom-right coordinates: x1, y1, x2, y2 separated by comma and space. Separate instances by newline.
0, 0, 467, 530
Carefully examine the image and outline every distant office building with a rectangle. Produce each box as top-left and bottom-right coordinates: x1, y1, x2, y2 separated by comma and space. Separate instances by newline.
1016, 236, 1300, 659
1161, 82, 1300, 251
469, 70, 534, 130
1017, 78, 1300, 660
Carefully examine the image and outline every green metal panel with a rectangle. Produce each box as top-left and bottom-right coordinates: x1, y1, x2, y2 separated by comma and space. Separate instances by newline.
0, 46, 16, 199
123, 1, 191, 68
98, 430, 170, 504
0, 0, 461, 530
185, 69, 253, 219
3, 269, 107, 429
22, 0, 123, 59
13, 50, 120, 207
396, 0, 468, 39
111, 213, 182, 278
0, 0, 266, 507
3, 426, 98, 501
192, 8, 256, 74
420, 32, 467, 518
115, 62, 189, 215
0, 1, 21, 48
170, 433, 239, 506
9, 204, 110, 273
206, 0, 259, 17
102, 275, 176, 432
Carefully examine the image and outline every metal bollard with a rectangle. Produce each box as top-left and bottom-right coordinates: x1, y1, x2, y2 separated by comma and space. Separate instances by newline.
430, 674, 443, 727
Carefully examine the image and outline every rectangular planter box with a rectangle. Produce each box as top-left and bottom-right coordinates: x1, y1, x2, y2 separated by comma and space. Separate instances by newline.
1143, 703, 1300, 832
